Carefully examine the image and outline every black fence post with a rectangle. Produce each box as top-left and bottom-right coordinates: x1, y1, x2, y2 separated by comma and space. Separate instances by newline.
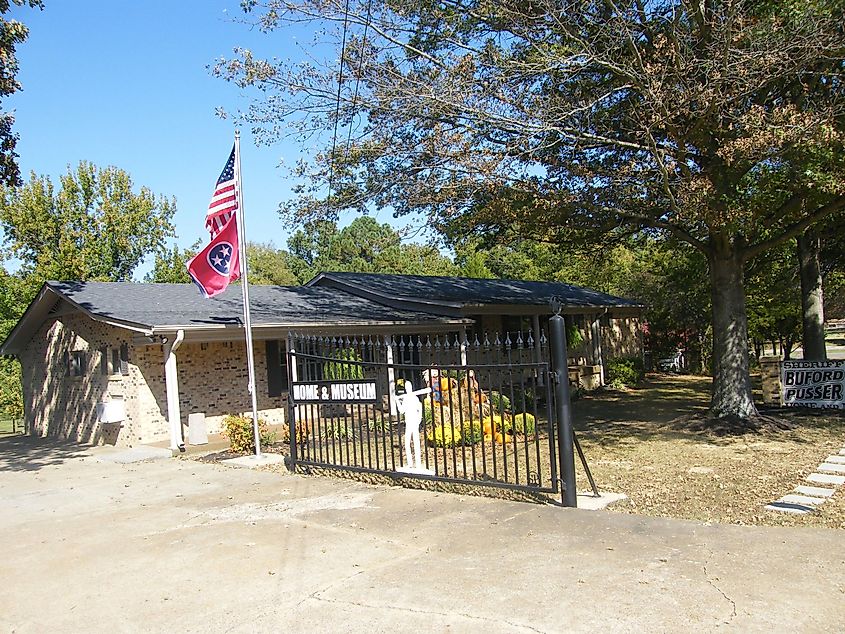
549, 303, 577, 508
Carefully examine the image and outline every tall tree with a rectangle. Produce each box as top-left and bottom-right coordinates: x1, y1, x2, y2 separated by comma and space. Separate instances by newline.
0, 161, 176, 282
0, 0, 42, 187
797, 230, 826, 360
146, 241, 302, 286
145, 243, 196, 284
220, 0, 845, 424
243, 242, 301, 285
0, 162, 174, 419
288, 216, 457, 281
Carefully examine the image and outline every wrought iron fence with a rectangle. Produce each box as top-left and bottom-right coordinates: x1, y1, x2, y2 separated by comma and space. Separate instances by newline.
287, 331, 561, 496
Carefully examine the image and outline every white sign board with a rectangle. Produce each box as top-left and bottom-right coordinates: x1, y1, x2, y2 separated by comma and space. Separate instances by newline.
781, 360, 845, 409
291, 380, 378, 403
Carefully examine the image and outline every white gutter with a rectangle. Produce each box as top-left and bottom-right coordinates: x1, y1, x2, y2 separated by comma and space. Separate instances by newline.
164, 329, 185, 452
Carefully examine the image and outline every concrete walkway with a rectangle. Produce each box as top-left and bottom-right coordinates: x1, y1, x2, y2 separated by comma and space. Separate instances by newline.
1, 436, 844, 632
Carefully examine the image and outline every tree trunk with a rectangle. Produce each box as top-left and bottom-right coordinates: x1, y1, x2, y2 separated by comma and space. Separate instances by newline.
709, 249, 758, 419
797, 231, 826, 361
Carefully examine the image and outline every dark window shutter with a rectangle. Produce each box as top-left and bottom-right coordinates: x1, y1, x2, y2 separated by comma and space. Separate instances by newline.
266, 340, 283, 397
100, 346, 109, 375
119, 343, 129, 375
63, 351, 70, 376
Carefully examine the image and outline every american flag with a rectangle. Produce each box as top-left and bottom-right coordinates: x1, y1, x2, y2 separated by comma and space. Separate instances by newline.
205, 145, 238, 238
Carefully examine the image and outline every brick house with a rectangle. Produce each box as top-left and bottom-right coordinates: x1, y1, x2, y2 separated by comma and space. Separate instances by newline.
1, 274, 641, 448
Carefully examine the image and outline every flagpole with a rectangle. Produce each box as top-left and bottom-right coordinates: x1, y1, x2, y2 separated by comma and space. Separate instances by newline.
234, 131, 262, 459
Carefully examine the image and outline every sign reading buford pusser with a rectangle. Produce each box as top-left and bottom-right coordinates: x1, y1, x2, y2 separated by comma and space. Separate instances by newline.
781, 360, 845, 409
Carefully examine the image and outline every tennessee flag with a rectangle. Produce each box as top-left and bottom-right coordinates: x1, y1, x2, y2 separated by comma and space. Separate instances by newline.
187, 214, 241, 298
187, 145, 242, 298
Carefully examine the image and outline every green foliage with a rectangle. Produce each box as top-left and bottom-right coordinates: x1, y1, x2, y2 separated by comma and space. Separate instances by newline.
145, 243, 195, 284
0, 162, 176, 282
325, 420, 353, 439
0, 0, 43, 187
460, 419, 483, 445
367, 416, 391, 433
245, 242, 300, 285
508, 413, 536, 436
221, 414, 274, 453
422, 400, 434, 425
489, 391, 510, 412
287, 217, 458, 282
566, 322, 585, 349
606, 357, 645, 388
323, 347, 364, 380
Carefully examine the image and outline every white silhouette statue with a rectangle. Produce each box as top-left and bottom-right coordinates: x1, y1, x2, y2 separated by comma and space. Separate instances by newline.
394, 381, 433, 474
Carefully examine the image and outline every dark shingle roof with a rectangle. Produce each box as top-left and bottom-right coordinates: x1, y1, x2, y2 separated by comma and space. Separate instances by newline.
308, 272, 640, 310
0, 281, 469, 355
47, 281, 463, 328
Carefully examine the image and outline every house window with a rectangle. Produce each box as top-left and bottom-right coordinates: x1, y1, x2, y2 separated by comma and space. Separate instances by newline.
265, 340, 289, 397
65, 350, 87, 377
503, 315, 531, 344
99, 345, 129, 376
100, 346, 123, 376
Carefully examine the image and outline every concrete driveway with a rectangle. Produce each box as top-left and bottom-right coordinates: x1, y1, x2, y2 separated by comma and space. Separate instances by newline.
1, 436, 843, 633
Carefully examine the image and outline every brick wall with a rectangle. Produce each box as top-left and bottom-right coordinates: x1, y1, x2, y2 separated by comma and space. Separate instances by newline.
759, 356, 782, 406
601, 317, 643, 359
20, 311, 288, 448
166, 340, 288, 436
20, 313, 136, 446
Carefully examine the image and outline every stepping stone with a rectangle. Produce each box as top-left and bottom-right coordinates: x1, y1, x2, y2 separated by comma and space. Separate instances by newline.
825, 455, 845, 464
795, 485, 836, 498
765, 501, 814, 514
818, 463, 845, 474
807, 473, 845, 485
839, 448, 845, 456
778, 494, 826, 506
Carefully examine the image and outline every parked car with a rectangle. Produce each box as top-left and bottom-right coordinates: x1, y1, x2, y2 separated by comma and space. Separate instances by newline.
657, 350, 683, 373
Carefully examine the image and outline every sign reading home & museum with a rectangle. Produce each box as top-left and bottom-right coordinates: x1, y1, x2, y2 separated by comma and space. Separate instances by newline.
292, 380, 378, 403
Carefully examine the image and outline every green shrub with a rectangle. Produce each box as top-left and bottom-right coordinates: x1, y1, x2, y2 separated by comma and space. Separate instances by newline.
461, 419, 483, 445
422, 400, 435, 425
323, 347, 364, 380
222, 414, 274, 453
509, 412, 536, 435
606, 356, 645, 388
510, 385, 536, 409
325, 420, 354, 439
566, 322, 585, 349
489, 391, 511, 412
367, 416, 391, 433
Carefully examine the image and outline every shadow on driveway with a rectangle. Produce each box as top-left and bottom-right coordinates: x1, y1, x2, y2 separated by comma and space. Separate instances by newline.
0, 435, 93, 472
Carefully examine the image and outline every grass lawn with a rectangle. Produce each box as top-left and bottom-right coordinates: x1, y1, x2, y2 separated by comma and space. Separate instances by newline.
0, 418, 22, 436
573, 374, 845, 529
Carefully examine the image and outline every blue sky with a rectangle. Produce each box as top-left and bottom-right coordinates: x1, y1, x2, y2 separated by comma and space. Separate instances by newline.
6, 1, 349, 276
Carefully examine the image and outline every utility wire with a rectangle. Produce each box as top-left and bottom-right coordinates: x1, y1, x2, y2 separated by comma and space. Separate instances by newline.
327, 0, 352, 209
344, 0, 373, 160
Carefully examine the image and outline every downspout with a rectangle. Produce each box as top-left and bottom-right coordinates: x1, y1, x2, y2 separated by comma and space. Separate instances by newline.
595, 309, 608, 386
164, 329, 185, 452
